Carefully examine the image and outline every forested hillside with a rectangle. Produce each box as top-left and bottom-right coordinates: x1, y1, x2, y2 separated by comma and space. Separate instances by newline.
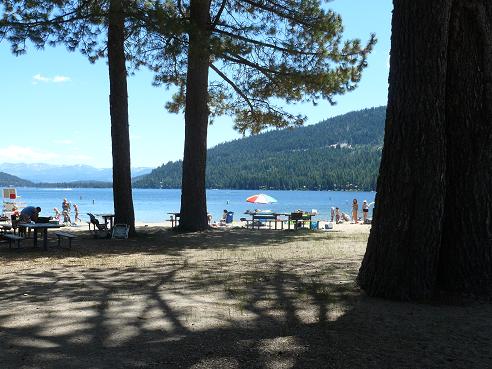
135, 106, 386, 190
0, 172, 35, 187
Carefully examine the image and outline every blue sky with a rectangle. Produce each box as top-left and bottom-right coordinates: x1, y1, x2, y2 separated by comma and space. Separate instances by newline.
0, 0, 392, 169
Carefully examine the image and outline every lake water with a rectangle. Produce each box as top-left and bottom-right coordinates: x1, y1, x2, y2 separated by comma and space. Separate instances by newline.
10, 188, 376, 223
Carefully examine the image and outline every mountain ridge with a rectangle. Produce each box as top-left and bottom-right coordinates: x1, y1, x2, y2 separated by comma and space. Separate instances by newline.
134, 106, 386, 190
0, 163, 152, 183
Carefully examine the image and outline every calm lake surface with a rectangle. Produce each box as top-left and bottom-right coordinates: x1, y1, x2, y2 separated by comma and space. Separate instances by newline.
12, 188, 376, 223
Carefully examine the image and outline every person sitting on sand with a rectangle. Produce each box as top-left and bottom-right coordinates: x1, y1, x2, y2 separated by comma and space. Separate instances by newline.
219, 209, 228, 226
335, 207, 341, 223
20, 206, 41, 223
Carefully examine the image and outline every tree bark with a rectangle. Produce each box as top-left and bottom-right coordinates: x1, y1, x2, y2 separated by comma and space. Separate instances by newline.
108, 0, 136, 236
438, 0, 492, 294
359, 0, 492, 299
358, 0, 452, 300
178, 0, 211, 232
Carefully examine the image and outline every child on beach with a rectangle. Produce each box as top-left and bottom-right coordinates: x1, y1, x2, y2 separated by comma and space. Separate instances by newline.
11, 205, 19, 217
53, 208, 61, 221
73, 204, 81, 223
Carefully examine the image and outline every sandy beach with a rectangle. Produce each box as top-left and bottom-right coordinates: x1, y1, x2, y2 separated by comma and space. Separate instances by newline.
131, 220, 372, 233
0, 223, 490, 368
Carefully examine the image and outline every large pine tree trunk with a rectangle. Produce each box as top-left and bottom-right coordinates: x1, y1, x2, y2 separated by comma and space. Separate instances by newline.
438, 0, 492, 294
359, 0, 492, 299
358, 0, 452, 300
178, 0, 210, 232
108, 0, 136, 236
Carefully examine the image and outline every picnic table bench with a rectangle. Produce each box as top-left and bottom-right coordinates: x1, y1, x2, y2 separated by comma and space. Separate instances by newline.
4, 234, 24, 249
243, 212, 319, 230
55, 231, 77, 249
244, 212, 287, 230
287, 212, 319, 230
167, 212, 180, 228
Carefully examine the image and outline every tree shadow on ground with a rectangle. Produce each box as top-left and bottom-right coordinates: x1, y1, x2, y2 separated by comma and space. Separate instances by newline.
0, 227, 354, 261
0, 239, 491, 368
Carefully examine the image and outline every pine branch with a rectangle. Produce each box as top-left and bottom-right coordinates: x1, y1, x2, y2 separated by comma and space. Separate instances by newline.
239, 0, 314, 27
211, 0, 228, 29
210, 63, 254, 113
214, 28, 320, 56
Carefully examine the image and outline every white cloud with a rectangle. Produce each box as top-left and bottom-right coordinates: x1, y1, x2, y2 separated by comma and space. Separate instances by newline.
32, 74, 71, 84
53, 75, 71, 83
0, 146, 92, 165
33, 74, 50, 83
0, 145, 59, 163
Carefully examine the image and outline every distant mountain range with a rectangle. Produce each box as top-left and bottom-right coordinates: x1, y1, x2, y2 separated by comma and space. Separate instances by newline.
0, 163, 152, 183
0, 107, 386, 190
134, 106, 386, 191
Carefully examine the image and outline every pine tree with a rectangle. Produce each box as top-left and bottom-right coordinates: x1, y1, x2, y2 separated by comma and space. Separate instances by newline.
141, 0, 376, 231
358, 0, 492, 299
0, 0, 159, 236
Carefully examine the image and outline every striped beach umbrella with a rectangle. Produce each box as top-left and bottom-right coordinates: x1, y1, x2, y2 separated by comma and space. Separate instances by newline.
246, 194, 278, 204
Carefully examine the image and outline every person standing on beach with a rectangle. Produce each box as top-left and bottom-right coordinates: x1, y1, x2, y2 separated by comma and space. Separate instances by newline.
362, 200, 369, 223
352, 198, 359, 224
73, 204, 81, 223
62, 198, 72, 224
330, 207, 335, 222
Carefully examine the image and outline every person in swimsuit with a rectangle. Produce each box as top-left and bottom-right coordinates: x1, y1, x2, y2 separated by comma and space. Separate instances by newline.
62, 198, 72, 224
362, 200, 369, 223
73, 204, 81, 223
352, 198, 359, 224
335, 207, 341, 223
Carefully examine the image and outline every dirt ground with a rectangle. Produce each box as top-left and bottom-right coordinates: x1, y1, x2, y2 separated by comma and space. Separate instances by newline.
0, 225, 491, 369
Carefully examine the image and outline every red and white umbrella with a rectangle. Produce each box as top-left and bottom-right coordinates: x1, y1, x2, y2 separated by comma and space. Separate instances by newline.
246, 194, 278, 204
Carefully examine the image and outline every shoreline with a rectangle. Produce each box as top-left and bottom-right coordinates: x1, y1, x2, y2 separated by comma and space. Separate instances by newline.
62, 220, 372, 235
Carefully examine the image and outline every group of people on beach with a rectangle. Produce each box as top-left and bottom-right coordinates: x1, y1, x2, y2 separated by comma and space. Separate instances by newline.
330, 198, 371, 224
53, 198, 81, 225
14, 198, 81, 226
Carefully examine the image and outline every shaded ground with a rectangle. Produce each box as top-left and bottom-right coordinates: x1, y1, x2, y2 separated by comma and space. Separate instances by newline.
0, 227, 491, 368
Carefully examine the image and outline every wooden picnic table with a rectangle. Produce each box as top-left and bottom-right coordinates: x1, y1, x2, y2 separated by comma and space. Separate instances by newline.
0, 223, 12, 234
167, 212, 214, 228
18, 222, 64, 250
286, 212, 318, 230
167, 212, 180, 228
94, 213, 115, 230
243, 212, 318, 230
244, 212, 288, 230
